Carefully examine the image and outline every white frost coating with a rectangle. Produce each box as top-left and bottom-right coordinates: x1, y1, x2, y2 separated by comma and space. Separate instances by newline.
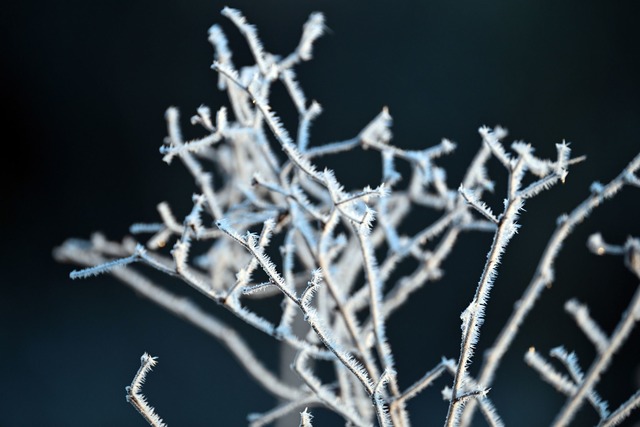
54, 7, 640, 427
125, 353, 167, 427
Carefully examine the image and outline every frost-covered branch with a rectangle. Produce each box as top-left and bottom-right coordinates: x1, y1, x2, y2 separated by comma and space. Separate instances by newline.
56, 6, 640, 426
125, 353, 167, 427
446, 131, 571, 426
461, 151, 640, 427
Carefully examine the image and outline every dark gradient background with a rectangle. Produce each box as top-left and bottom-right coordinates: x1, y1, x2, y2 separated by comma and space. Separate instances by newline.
2, 1, 640, 426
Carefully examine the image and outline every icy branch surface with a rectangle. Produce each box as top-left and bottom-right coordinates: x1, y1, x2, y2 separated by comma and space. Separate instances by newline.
125, 353, 167, 427
54, 7, 640, 427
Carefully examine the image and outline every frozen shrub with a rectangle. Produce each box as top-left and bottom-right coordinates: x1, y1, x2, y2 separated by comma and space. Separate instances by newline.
55, 8, 640, 427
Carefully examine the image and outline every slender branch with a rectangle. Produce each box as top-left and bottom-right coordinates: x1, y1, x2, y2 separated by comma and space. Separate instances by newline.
445, 195, 524, 427
552, 283, 640, 426
125, 353, 167, 427
461, 152, 640, 427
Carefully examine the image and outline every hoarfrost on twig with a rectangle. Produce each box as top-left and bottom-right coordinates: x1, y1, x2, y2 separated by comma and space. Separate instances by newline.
55, 6, 640, 427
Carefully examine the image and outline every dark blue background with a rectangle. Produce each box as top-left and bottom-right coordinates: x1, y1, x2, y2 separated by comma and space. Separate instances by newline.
2, 1, 640, 425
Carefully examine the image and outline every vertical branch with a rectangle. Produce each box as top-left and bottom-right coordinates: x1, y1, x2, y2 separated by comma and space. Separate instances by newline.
317, 211, 381, 383
125, 353, 167, 427
450, 132, 571, 426
445, 196, 523, 426
354, 217, 409, 426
